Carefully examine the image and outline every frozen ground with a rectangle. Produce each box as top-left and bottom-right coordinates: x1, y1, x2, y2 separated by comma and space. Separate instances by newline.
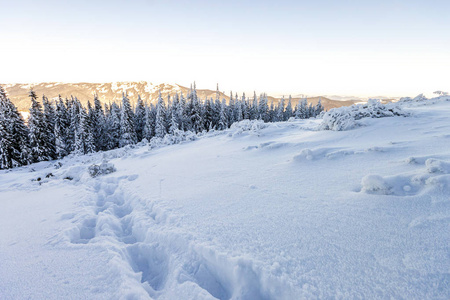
1, 98, 449, 299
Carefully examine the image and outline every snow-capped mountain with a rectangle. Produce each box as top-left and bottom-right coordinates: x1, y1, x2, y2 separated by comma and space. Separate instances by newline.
2, 82, 358, 112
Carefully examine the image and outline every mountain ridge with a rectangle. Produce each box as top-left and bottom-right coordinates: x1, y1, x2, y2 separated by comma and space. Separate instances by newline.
2, 82, 360, 112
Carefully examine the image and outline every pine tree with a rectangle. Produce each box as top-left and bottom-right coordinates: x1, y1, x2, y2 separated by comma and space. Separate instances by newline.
106, 102, 121, 149
42, 95, 57, 159
242, 93, 250, 120
28, 90, 52, 163
74, 106, 95, 155
134, 95, 146, 142
54, 96, 70, 158
68, 97, 81, 153
250, 91, 259, 120
228, 91, 236, 126
284, 95, 293, 120
92, 95, 107, 151
276, 96, 285, 122
258, 93, 269, 122
315, 98, 324, 116
119, 93, 137, 147
203, 98, 214, 130
143, 103, 155, 141
155, 91, 167, 138
218, 98, 228, 130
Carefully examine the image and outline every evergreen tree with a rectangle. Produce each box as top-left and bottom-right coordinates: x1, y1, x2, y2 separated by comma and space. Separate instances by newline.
250, 91, 259, 120
28, 90, 52, 163
276, 96, 285, 122
242, 93, 250, 120
68, 97, 81, 153
258, 93, 269, 121
218, 98, 228, 130
143, 103, 156, 141
92, 95, 107, 151
106, 102, 121, 149
119, 93, 137, 147
74, 106, 95, 155
284, 95, 293, 120
42, 95, 57, 159
315, 98, 324, 116
155, 91, 167, 138
134, 95, 146, 142
54, 96, 70, 158
203, 98, 214, 130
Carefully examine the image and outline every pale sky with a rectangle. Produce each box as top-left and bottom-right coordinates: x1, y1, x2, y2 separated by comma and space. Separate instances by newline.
1, 0, 449, 97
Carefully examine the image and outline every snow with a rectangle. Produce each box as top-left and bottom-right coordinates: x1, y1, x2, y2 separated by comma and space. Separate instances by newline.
1, 97, 450, 299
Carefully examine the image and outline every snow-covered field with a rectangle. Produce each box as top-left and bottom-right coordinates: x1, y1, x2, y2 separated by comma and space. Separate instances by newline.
1, 98, 449, 299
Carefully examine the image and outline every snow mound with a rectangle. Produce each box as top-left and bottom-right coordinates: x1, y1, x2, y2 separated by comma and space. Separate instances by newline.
228, 119, 268, 137
88, 160, 116, 178
425, 158, 450, 174
320, 99, 408, 131
150, 130, 198, 149
361, 175, 392, 195
361, 158, 450, 196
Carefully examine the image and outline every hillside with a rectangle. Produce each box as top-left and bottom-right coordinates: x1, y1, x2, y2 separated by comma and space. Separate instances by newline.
2, 82, 358, 112
1, 97, 449, 299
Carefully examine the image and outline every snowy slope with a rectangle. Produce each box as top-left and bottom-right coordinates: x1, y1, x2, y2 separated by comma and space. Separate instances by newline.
1, 98, 449, 299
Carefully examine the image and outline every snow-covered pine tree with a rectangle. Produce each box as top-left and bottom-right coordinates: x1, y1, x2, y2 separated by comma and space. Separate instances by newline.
259, 93, 269, 122
227, 91, 235, 126
242, 93, 250, 120
218, 98, 228, 130
54, 96, 70, 158
92, 95, 107, 151
284, 95, 293, 120
268, 100, 275, 122
68, 97, 81, 153
176, 91, 186, 131
28, 90, 52, 163
106, 102, 121, 150
134, 95, 146, 143
74, 106, 95, 155
0, 86, 30, 168
155, 91, 167, 138
250, 91, 259, 120
119, 93, 137, 147
202, 98, 214, 131
42, 95, 57, 159
315, 98, 324, 116
0, 87, 16, 169
276, 96, 285, 122
143, 103, 156, 141
295, 98, 308, 119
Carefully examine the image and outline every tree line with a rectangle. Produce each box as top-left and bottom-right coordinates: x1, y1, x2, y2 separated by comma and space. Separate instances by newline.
0, 84, 324, 170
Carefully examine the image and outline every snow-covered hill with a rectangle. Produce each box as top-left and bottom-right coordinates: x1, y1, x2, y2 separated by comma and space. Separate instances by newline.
1, 97, 449, 299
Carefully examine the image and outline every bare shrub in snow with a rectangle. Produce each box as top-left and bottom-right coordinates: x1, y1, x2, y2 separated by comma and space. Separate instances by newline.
320, 99, 408, 131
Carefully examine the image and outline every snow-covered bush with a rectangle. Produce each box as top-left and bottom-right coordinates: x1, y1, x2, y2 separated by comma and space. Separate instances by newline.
149, 129, 197, 149
320, 99, 408, 131
228, 119, 268, 136
88, 160, 116, 177
398, 93, 428, 103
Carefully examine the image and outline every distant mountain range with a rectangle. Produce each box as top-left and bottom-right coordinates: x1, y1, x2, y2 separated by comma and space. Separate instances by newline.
2, 82, 363, 112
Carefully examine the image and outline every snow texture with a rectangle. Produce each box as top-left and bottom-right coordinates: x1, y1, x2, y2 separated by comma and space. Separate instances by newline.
1, 95, 449, 299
